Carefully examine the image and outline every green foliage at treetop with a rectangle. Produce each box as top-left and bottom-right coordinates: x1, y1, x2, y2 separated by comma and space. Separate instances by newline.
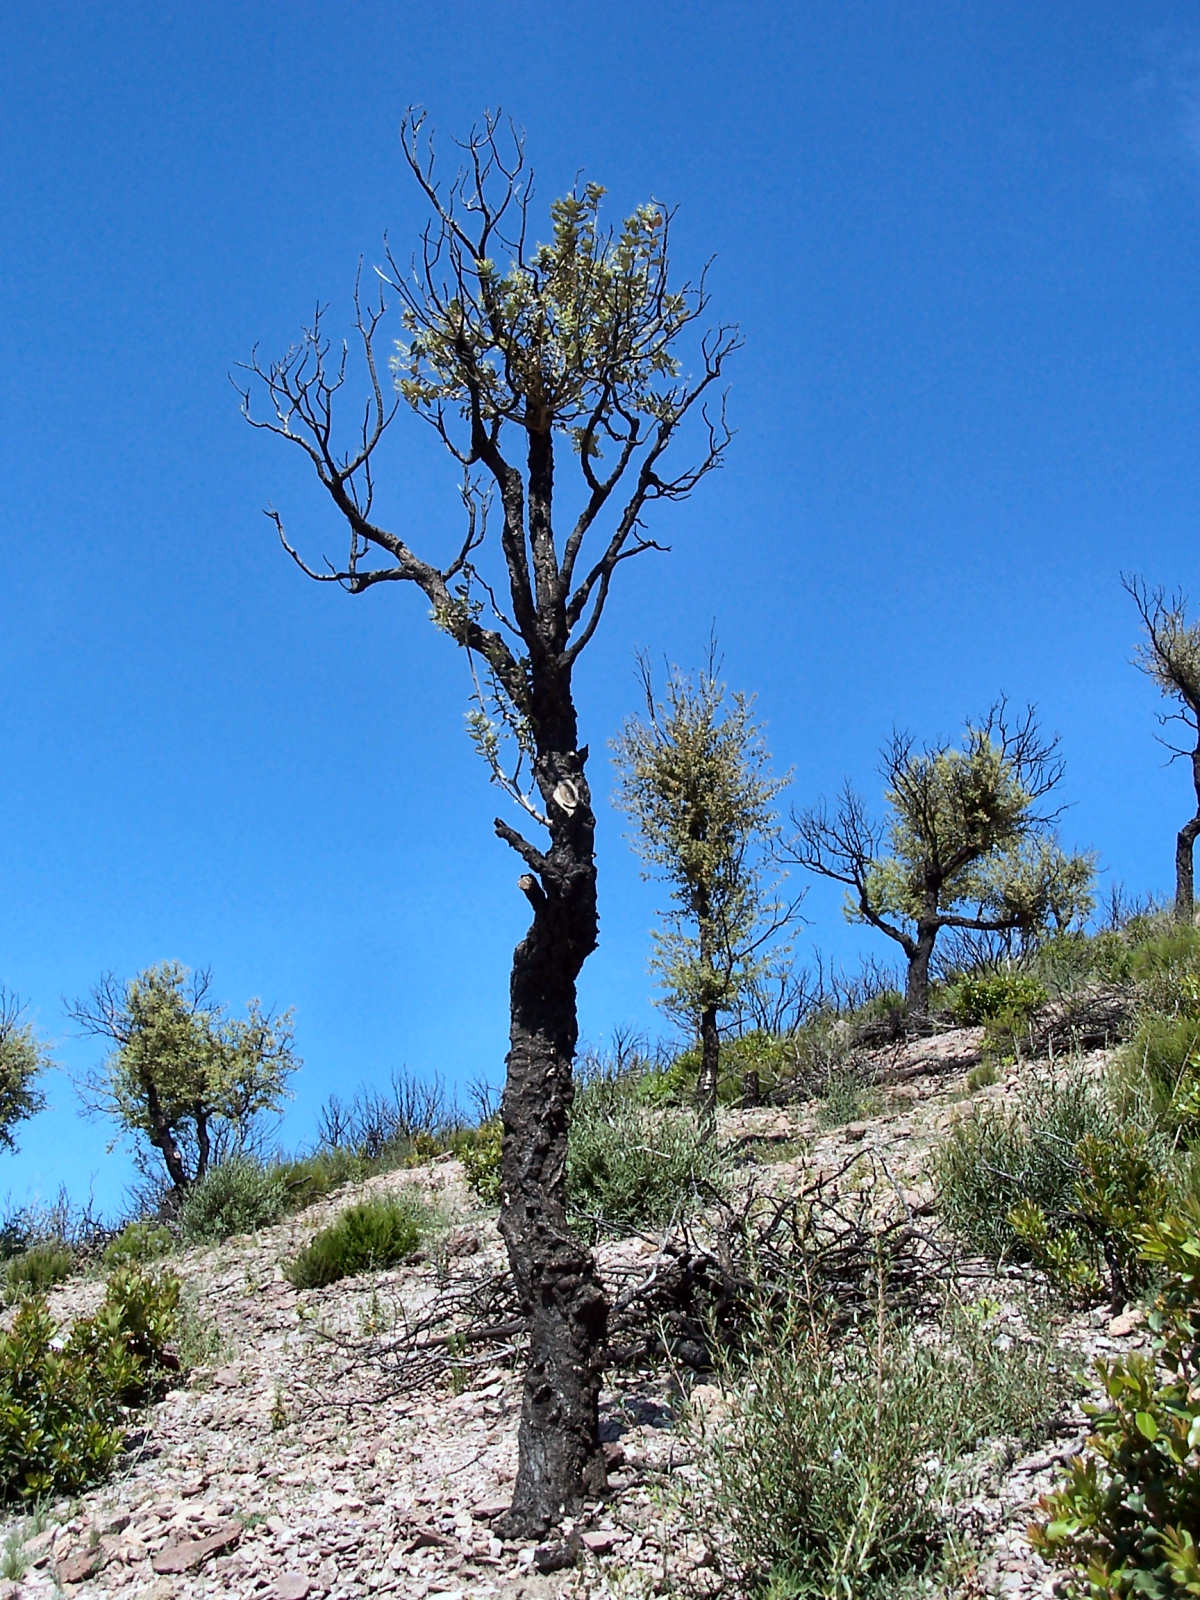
391, 179, 695, 438
0, 990, 48, 1154
611, 658, 791, 1027
74, 961, 299, 1191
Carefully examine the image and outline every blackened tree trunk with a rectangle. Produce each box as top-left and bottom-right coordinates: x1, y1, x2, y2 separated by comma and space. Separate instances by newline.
695, 1002, 721, 1124
904, 922, 938, 1015
1177, 747, 1200, 924
495, 740, 610, 1534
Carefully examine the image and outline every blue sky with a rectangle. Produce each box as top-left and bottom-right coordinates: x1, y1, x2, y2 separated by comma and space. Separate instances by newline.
3, 2, 1199, 1218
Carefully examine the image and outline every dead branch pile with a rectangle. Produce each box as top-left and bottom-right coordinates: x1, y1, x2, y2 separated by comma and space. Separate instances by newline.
298, 1155, 975, 1414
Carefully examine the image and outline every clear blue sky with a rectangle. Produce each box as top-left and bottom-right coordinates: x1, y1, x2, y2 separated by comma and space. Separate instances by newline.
4, 2, 1199, 1218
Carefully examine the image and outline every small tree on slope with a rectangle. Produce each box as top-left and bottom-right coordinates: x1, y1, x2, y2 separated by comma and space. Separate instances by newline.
237, 112, 738, 1535
789, 703, 1094, 1014
612, 651, 795, 1121
0, 989, 48, 1152
1126, 575, 1200, 925
71, 962, 298, 1194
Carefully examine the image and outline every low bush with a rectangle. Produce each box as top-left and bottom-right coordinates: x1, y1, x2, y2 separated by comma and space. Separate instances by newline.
177, 1157, 288, 1244
1030, 1200, 1200, 1597
101, 1219, 174, 1269
945, 971, 1048, 1059
275, 1147, 368, 1212
285, 1194, 428, 1290
5, 1242, 75, 1303
817, 1060, 883, 1128
1121, 1011, 1200, 1139
935, 1071, 1175, 1304
458, 1119, 502, 1204
0, 1265, 182, 1501
695, 1293, 1071, 1598
567, 1075, 727, 1236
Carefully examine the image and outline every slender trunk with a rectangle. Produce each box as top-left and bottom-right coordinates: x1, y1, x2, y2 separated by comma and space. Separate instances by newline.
1177, 746, 1200, 924
905, 922, 939, 1014
144, 1079, 189, 1192
495, 738, 609, 1539
194, 1109, 211, 1184
1176, 816, 1200, 925
695, 1003, 721, 1126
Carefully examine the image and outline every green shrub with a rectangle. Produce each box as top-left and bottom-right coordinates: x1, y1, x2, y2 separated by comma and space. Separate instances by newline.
1121, 1012, 1200, 1140
697, 1294, 1071, 1598
101, 1219, 174, 1269
285, 1194, 427, 1290
177, 1156, 288, 1244
817, 1060, 882, 1128
5, 1242, 75, 1303
936, 1072, 1177, 1304
275, 1147, 368, 1212
458, 1119, 503, 1204
1030, 1201, 1200, 1597
567, 1076, 726, 1235
0, 1265, 182, 1501
934, 1070, 1116, 1263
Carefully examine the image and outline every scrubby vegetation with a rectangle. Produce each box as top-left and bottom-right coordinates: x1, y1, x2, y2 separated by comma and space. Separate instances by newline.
1031, 1201, 1200, 1598
284, 1194, 431, 1290
691, 1290, 1073, 1598
0, 1266, 182, 1501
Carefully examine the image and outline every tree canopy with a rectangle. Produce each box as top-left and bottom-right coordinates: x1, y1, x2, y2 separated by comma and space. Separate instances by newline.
72, 961, 299, 1194
612, 653, 793, 1115
1126, 575, 1200, 923
790, 704, 1094, 1011
0, 990, 49, 1153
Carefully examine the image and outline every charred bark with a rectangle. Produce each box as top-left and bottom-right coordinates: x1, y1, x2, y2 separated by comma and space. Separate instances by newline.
1177, 747, 1200, 924
494, 739, 609, 1537
695, 1003, 721, 1125
904, 923, 938, 1015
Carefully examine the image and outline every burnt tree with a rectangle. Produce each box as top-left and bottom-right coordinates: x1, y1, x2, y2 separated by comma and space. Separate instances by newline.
237, 112, 737, 1534
1125, 576, 1200, 924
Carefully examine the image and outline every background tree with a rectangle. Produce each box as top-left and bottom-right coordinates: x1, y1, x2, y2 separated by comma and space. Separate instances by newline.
0, 989, 49, 1152
71, 962, 298, 1195
789, 704, 1094, 1013
1125, 575, 1200, 924
612, 651, 794, 1120
237, 112, 738, 1534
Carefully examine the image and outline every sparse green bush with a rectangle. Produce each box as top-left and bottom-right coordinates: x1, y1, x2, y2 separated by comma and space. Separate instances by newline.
934, 1070, 1116, 1263
567, 1075, 726, 1235
285, 1194, 428, 1290
275, 1147, 368, 1212
936, 1072, 1176, 1303
1121, 1012, 1200, 1139
101, 1219, 174, 1269
946, 969, 1047, 1027
696, 1294, 1071, 1597
1030, 1201, 1200, 1597
177, 1156, 288, 1244
458, 1119, 502, 1204
5, 1242, 75, 1303
817, 1060, 882, 1128
0, 1265, 182, 1501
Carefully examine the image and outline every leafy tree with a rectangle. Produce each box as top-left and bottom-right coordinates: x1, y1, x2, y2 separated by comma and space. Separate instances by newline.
0, 990, 48, 1152
790, 703, 1094, 1013
236, 112, 738, 1533
71, 962, 298, 1194
612, 651, 794, 1119
1125, 575, 1200, 924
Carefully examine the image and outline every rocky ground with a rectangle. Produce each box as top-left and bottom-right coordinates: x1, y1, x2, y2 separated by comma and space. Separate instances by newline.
0, 1029, 1148, 1599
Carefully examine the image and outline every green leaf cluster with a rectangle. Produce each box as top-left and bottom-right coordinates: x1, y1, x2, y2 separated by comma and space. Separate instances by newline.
0, 994, 48, 1154
0, 1266, 181, 1501
1031, 1202, 1200, 1597
612, 664, 790, 1028
393, 185, 690, 439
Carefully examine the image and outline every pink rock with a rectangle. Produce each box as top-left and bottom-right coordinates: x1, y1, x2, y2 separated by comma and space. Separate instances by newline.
271, 1573, 312, 1599
581, 1530, 619, 1554
56, 1548, 105, 1584
151, 1519, 242, 1574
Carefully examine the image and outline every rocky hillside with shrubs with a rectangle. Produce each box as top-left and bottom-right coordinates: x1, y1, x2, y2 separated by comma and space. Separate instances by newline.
1, 911, 1199, 1598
